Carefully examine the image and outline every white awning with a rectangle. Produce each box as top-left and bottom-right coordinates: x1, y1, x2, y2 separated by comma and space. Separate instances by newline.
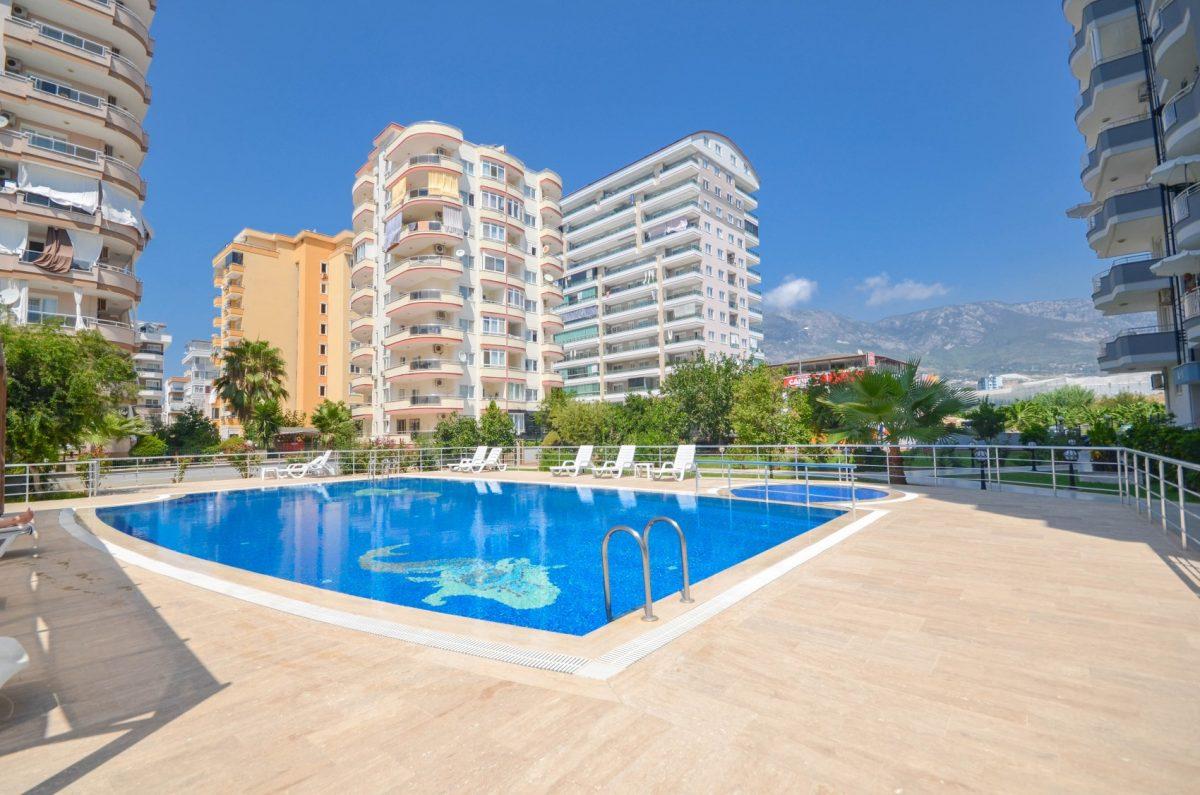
99, 182, 146, 234
1152, 249, 1200, 276
66, 228, 102, 268
17, 162, 99, 213
0, 216, 28, 256
1149, 155, 1200, 187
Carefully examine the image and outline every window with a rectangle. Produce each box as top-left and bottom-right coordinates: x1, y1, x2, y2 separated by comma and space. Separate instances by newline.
319, 302, 327, 315
524, 358, 537, 372
462, 253, 474, 269
482, 316, 505, 335
462, 160, 475, 175
458, 318, 474, 332
720, 333, 727, 344
702, 179, 710, 190
319, 323, 327, 335
320, 283, 328, 295
703, 200, 710, 211
319, 344, 327, 355
27, 295, 59, 322
482, 191, 506, 212
507, 198, 525, 219
481, 161, 505, 181
483, 254, 506, 273
482, 222, 506, 241
706, 287, 713, 297
707, 308, 714, 319
461, 191, 474, 206
319, 365, 327, 376
708, 330, 715, 341
720, 312, 726, 323
705, 265, 713, 275
320, 262, 328, 275
704, 222, 711, 232
483, 349, 506, 367
506, 382, 524, 400
319, 385, 327, 397
704, 244, 712, 254
459, 384, 475, 398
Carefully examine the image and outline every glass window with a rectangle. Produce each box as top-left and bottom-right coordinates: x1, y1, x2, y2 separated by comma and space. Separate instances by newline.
481, 161, 505, 181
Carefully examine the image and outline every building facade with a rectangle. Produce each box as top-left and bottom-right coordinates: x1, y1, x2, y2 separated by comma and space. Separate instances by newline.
179, 337, 217, 419
211, 228, 354, 436
162, 374, 186, 424
1066, 0, 1200, 425
773, 352, 905, 383
348, 121, 565, 440
556, 132, 763, 401
132, 319, 168, 421
0, 1, 153, 351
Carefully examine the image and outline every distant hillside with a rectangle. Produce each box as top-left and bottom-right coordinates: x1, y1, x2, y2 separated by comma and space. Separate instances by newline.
761, 299, 1151, 380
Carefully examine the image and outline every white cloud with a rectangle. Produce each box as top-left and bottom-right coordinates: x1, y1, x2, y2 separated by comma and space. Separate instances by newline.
764, 276, 818, 309
858, 273, 949, 307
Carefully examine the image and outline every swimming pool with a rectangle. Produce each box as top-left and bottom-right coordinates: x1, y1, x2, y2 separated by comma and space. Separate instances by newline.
96, 477, 845, 636
729, 483, 890, 504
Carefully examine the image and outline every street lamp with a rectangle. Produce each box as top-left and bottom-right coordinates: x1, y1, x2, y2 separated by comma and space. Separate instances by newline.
795, 326, 809, 380
1027, 440, 1038, 472
1063, 439, 1080, 489
971, 441, 988, 490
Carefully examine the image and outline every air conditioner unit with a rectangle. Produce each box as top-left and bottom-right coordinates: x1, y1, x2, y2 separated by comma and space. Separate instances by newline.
434, 244, 445, 254
0, 112, 15, 130
12, 6, 27, 19
1151, 373, 1165, 390
434, 379, 443, 387
5, 58, 22, 72
0, 167, 11, 181
433, 344, 443, 354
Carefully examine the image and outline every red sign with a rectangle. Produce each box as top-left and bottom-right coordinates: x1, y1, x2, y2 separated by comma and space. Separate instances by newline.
783, 374, 809, 388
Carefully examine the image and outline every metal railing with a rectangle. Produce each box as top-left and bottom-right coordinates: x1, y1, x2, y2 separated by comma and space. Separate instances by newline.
4, 444, 1196, 547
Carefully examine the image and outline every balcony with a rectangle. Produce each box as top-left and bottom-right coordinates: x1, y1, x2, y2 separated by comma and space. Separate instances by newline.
384, 289, 464, 320
1075, 50, 1147, 140
388, 154, 463, 187
385, 254, 463, 287
1097, 325, 1179, 371
384, 360, 464, 382
350, 374, 373, 394
350, 315, 375, 342
1086, 186, 1163, 257
1081, 115, 1155, 198
1069, 0, 1140, 78
1164, 82, 1200, 158
1151, 0, 1196, 89
386, 220, 464, 257
350, 286, 375, 313
350, 342, 373, 364
539, 172, 563, 202
1091, 256, 1169, 314
351, 253, 375, 285
383, 395, 465, 414
383, 325, 464, 350
542, 341, 564, 360
1173, 183, 1200, 249
1182, 289, 1200, 329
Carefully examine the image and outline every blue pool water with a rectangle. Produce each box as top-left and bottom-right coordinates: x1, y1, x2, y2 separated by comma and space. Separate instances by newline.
96, 477, 844, 635
729, 483, 889, 504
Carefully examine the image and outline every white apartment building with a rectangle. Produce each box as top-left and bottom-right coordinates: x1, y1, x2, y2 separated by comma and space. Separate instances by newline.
0, 1, 153, 351
132, 319, 167, 421
179, 337, 218, 419
556, 132, 763, 400
349, 122, 565, 440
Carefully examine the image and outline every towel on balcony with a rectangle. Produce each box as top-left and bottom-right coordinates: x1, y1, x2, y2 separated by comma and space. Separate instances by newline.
17, 162, 99, 213
31, 227, 72, 274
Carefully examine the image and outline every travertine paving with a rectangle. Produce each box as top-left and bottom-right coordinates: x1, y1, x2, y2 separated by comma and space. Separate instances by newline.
1, 476, 1197, 792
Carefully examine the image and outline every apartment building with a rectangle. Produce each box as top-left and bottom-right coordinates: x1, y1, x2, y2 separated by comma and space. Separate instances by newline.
162, 375, 186, 424
556, 132, 763, 401
211, 228, 354, 436
348, 121, 565, 440
1066, 0, 1200, 424
0, 1, 153, 352
131, 319, 168, 421
179, 337, 218, 419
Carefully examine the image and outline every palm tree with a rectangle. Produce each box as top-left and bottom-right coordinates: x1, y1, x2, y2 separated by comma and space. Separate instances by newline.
81, 412, 149, 450
214, 339, 288, 427
244, 399, 284, 450
820, 360, 977, 484
310, 400, 356, 447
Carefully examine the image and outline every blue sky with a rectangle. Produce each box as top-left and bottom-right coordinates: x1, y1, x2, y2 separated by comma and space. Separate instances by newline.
138, 1, 1086, 374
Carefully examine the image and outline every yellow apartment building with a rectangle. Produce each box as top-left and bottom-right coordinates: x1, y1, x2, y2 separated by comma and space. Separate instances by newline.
211, 228, 356, 437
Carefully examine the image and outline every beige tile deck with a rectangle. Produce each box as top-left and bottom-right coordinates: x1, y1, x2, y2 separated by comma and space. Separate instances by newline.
1, 475, 1198, 792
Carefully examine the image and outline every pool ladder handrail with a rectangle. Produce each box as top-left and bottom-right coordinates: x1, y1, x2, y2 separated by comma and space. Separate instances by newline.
601, 516, 694, 623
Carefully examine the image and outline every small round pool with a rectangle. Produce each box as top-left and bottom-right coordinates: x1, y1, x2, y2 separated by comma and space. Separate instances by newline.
729, 483, 889, 503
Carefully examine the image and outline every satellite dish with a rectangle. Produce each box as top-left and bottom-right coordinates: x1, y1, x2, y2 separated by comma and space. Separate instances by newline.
457, 351, 468, 364
0, 115, 9, 130
454, 248, 466, 257
0, 287, 19, 307
543, 272, 555, 283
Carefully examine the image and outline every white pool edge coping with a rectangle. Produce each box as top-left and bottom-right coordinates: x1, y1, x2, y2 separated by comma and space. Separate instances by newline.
58, 505, 888, 680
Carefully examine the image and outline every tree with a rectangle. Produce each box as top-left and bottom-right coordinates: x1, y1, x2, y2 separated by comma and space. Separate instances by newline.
730, 364, 814, 446
2, 323, 137, 462
965, 399, 1007, 442
820, 360, 977, 484
612, 394, 686, 446
661, 355, 743, 443
213, 339, 288, 426
431, 414, 480, 451
479, 401, 516, 448
81, 412, 149, 450
281, 408, 307, 427
162, 406, 220, 454
244, 399, 284, 449
310, 400, 358, 448
130, 434, 167, 457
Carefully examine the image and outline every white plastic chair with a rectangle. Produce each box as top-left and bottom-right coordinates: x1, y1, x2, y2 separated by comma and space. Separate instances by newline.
471, 447, 507, 473
550, 445, 593, 477
592, 445, 636, 478
449, 446, 487, 472
653, 444, 697, 481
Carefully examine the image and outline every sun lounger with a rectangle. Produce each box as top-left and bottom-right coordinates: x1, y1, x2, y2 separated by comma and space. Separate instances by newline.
592, 445, 636, 478
550, 445, 593, 477
652, 444, 697, 481
448, 446, 487, 472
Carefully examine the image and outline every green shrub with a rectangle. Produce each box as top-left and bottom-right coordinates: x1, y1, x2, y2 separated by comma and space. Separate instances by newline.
129, 435, 167, 458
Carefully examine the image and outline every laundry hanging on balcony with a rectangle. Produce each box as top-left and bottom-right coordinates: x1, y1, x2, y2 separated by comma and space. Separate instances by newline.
66, 228, 102, 269
99, 183, 146, 234
31, 227, 73, 274
384, 215, 406, 249
0, 217, 28, 256
17, 163, 99, 214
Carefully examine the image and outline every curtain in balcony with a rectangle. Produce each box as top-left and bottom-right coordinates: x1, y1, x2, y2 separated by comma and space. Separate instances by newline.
31, 227, 73, 274
17, 163, 99, 213
99, 183, 146, 234
0, 217, 27, 256
384, 215, 405, 249
443, 206, 463, 234
66, 228, 102, 269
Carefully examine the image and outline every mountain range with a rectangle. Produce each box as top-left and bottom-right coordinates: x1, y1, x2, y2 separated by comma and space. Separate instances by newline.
760, 299, 1151, 381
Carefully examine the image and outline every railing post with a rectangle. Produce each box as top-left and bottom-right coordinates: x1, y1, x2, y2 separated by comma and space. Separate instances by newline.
1145, 455, 1152, 516
1117, 450, 1125, 503
1159, 459, 1167, 532
932, 446, 938, 484
1178, 463, 1187, 549
1050, 448, 1058, 495
1133, 453, 1141, 512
